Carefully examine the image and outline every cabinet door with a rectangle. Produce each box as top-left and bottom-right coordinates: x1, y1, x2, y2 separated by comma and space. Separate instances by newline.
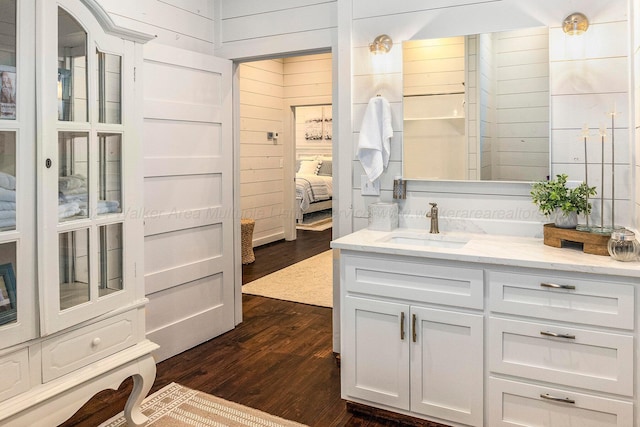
410, 306, 484, 426
37, 0, 142, 334
342, 296, 410, 410
0, 0, 37, 348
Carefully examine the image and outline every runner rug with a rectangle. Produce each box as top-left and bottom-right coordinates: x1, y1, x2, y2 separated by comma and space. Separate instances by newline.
242, 250, 333, 308
99, 382, 307, 427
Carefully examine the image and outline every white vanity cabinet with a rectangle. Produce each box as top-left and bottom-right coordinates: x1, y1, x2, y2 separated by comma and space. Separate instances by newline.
340, 252, 484, 427
487, 269, 635, 426
333, 228, 640, 427
0, 1, 158, 426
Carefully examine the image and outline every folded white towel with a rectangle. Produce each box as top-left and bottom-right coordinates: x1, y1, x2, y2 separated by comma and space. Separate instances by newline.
0, 172, 16, 191
357, 96, 393, 182
0, 187, 15, 202
0, 201, 15, 211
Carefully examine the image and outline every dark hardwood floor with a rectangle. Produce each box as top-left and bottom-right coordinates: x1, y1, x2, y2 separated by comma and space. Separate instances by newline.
61, 227, 402, 426
243, 228, 333, 284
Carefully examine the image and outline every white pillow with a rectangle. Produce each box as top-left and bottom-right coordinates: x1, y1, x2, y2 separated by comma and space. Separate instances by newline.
298, 159, 322, 175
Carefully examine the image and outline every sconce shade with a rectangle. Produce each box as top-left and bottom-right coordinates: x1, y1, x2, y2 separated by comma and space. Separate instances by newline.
369, 34, 393, 54
563, 12, 589, 35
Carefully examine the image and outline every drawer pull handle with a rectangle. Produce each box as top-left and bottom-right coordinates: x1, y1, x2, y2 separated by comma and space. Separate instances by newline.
92, 337, 102, 347
412, 314, 417, 343
400, 312, 405, 340
540, 331, 576, 340
541, 282, 575, 290
540, 393, 575, 404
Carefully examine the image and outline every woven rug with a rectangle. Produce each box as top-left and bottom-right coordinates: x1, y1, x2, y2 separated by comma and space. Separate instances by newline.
242, 250, 333, 308
296, 209, 332, 231
99, 382, 307, 427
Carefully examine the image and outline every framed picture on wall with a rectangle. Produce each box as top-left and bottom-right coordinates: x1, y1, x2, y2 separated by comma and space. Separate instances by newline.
0, 65, 16, 120
0, 262, 16, 325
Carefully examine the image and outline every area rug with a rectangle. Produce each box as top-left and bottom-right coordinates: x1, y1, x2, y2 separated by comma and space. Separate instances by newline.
99, 382, 307, 427
242, 250, 333, 308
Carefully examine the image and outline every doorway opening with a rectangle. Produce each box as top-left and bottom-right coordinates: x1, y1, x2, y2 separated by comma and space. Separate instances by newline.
237, 52, 334, 309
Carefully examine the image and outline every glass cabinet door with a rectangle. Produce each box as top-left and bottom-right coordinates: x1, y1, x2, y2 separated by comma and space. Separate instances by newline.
0, 0, 37, 348
39, 1, 138, 334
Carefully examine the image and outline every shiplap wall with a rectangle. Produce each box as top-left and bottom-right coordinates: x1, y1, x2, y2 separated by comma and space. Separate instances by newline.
349, 0, 633, 235
239, 53, 333, 246
98, 0, 214, 54
239, 60, 285, 246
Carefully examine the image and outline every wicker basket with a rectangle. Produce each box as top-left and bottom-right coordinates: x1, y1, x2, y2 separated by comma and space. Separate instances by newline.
241, 219, 255, 264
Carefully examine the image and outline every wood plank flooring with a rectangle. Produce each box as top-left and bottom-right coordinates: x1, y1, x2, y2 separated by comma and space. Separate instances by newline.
60, 228, 409, 426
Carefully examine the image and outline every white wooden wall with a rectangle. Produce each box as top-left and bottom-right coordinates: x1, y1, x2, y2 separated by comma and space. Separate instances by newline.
348, 0, 633, 235
239, 60, 285, 246
98, 0, 214, 54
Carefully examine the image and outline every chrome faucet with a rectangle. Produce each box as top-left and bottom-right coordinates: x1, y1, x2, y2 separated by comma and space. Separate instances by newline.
427, 202, 439, 234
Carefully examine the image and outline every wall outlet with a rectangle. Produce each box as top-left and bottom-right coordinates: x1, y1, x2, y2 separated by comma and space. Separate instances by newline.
361, 175, 380, 196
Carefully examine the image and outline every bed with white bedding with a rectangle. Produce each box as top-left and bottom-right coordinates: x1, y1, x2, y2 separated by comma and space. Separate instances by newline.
295, 158, 332, 222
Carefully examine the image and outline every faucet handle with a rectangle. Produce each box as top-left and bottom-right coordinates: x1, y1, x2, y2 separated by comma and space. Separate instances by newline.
429, 202, 437, 208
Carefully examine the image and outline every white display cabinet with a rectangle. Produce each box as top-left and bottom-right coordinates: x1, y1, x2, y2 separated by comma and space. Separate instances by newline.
0, 1, 158, 426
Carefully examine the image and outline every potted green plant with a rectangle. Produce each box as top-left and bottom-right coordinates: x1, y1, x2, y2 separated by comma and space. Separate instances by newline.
530, 174, 597, 228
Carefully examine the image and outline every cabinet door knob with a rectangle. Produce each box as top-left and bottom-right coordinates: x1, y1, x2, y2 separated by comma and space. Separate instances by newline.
91, 337, 102, 347
540, 393, 575, 404
540, 282, 575, 290
45, 158, 52, 168
540, 331, 576, 340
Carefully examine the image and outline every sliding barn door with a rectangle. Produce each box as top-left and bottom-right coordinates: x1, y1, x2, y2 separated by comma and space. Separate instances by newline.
142, 43, 234, 362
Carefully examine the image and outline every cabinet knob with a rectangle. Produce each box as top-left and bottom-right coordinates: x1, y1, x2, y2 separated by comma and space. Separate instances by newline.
45, 158, 52, 168
91, 337, 102, 347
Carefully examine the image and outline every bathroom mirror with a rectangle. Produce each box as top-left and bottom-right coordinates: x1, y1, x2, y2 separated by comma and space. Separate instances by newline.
402, 27, 550, 182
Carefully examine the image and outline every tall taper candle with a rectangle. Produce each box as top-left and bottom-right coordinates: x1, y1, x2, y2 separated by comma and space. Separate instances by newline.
599, 125, 606, 231
582, 124, 590, 229
610, 110, 615, 229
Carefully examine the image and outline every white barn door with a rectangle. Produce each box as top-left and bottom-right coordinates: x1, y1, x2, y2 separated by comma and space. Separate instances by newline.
142, 43, 234, 362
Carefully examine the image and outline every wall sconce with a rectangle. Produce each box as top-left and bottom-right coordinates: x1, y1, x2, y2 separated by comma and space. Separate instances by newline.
563, 12, 589, 35
369, 34, 393, 54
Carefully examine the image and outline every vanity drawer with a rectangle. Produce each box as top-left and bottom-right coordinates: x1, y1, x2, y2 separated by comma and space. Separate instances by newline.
488, 377, 633, 427
488, 317, 633, 396
343, 254, 483, 309
41, 311, 137, 382
0, 348, 30, 401
488, 270, 634, 329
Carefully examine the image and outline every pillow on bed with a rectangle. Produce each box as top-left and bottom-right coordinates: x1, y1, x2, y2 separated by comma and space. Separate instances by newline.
317, 160, 332, 176
298, 159, 322, 175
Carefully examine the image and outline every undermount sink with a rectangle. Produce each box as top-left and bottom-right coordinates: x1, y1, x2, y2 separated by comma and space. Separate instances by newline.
379, 232, 469, 249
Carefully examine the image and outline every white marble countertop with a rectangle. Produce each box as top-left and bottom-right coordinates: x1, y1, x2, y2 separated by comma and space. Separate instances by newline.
331, 228, 640, 278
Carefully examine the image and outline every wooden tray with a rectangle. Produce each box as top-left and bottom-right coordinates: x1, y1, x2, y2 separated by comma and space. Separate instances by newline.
543, 223, 610, 256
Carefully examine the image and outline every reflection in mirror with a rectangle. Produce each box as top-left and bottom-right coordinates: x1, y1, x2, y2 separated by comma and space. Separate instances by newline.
58, 7, 88, 122
402, 28, 550, 181
98, 223, 123, 298
59, 228, 90, 310
97, 51, 121, 124
58, 132, 89, 222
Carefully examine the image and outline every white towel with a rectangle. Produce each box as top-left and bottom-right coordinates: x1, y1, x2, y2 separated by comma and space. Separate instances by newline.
0, 172, 16, 191
357, 96, 393, 182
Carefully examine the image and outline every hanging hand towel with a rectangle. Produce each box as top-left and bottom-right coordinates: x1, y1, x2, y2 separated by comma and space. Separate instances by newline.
357, 96, 393, 182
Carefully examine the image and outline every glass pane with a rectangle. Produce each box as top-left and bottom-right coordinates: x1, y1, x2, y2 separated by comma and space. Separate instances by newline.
58, 132, 89, 222
0, 241, 17, 326
58, 7, 87, 122
0, 0, 16, 120
98, 223, 122, 297
98, 133, 121, 215
0, 131, 16, 231
97, 51, 121, 124
59, 228, 89, 310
